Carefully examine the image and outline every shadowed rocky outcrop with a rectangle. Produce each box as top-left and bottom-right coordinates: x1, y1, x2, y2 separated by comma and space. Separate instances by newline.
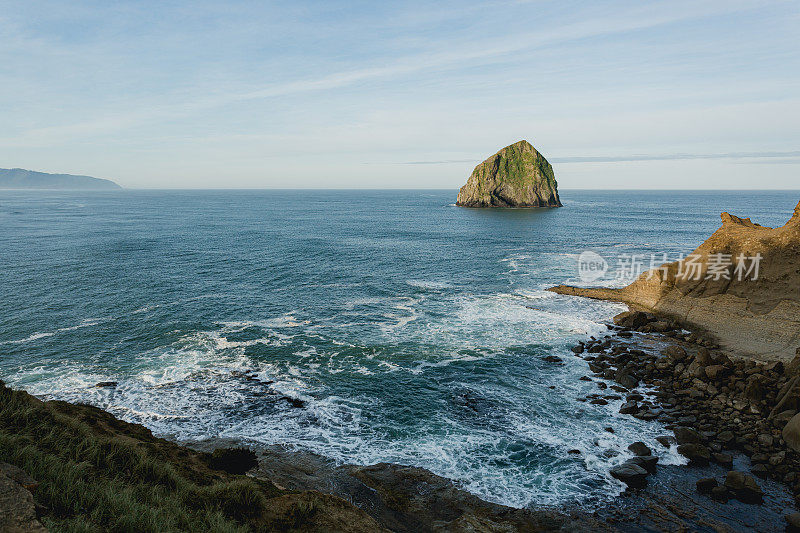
456, 140, 562, 208
549, 200, 800, 361
0, 463, 47, 533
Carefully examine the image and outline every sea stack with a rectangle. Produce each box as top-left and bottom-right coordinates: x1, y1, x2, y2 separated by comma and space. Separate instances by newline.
456, 140, 562, 208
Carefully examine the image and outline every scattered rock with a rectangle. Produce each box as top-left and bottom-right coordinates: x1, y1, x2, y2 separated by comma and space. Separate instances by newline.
782, 412, 800, 453
627, 442, 652, 457
710, 485, 730, 502
717, 430, 735, 445
712, 453, 733, 467
677, 443, 710, 466
786, 512, 800, 532
724, 471, 764, 504
673, 426, 702, 445
609, 463, 648, 488
704, 365, 728, 380
280, 396, 306, 408
696, 477, 718, 494
695, 348, 713, 366
661, 345, 687, 362
626, 455, 658, 474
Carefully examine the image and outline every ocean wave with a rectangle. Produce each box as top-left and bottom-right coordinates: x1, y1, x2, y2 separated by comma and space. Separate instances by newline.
3, 317, 109, 345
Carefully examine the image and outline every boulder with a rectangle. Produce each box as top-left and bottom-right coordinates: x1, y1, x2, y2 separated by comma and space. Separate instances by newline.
614, 369, 639, 390
207, 447, 258, 475
724, 471, 763, 504
661, 345, 687, 362
655, 436, 675, 448
609, 463, 648, 488
613, 311, 655, 330
673, 426, 702, 445
696, 477, 717, 494
626, 455, 658, 474
627, 442, 652, 457
704, 365, 728, 380
717, 430, 735, 445
783, 412, 800, 453
677, 443, 711, 466
713, 453, 733, 467
710, 486, 730, 502
786, 512, 800, 532
693, 348, 711, 366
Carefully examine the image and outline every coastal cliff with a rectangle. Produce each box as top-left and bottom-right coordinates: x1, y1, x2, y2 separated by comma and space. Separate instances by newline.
456, 140, 562, 208
550, 200, 800, 361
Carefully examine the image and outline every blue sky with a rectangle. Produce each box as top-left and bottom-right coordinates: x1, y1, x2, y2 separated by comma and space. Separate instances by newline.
1, 0, 798, 188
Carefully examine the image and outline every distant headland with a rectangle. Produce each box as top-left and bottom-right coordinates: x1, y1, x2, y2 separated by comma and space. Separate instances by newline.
0, 168, 121, 190
456, 140, 562, 208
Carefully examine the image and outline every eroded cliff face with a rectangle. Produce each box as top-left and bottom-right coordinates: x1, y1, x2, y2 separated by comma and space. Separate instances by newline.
456, 140, 562, 208
550, 201, 800, 361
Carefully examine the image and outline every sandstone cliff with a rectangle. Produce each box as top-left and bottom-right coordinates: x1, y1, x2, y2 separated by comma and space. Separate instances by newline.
549, 201, 800, 361
456, 140, 562, 207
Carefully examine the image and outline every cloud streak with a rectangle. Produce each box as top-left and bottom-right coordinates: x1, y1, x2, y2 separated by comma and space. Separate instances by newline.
552, 151, 800, 163
401, 151, 800, 165
2, 0, 761, 147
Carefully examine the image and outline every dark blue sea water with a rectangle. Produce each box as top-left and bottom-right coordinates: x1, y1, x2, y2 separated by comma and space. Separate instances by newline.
1, 189, 797, 508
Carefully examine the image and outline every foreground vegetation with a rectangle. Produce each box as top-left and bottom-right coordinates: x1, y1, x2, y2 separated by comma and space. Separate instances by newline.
0, 381, 379, 532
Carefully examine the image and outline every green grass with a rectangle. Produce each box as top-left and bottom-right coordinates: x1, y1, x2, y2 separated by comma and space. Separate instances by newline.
0, 380, 305, 532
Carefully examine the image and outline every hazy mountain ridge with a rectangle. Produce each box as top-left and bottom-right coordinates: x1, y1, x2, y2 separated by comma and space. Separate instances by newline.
0, 168, 121, 190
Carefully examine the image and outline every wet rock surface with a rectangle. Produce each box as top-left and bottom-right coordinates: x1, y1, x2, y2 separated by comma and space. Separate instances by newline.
240, 444, 612, 532
567, 310, 800, 531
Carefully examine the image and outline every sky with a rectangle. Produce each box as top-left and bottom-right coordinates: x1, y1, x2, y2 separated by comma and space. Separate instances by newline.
1, 0, 799, 189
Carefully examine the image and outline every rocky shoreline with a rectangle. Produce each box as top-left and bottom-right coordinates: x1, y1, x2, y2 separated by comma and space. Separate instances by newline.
4, 313, 799, 532
564, 309, 800, 530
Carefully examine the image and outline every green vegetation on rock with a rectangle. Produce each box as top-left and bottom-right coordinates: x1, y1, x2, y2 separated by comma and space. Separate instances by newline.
456, 140, 562, 208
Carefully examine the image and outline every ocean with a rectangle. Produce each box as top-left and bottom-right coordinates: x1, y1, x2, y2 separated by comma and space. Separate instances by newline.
1, 189, 796, 509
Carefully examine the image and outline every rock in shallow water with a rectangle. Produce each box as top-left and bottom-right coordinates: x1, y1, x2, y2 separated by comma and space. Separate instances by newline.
724, 471, 764, 504
627, 442, 652, 457
610, 463, 649, 488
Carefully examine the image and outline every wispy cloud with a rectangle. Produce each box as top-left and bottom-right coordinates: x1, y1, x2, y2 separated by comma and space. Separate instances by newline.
400, 151, 800, 165
552, 150, 800, 163
2, 0, 762, 147
402, 159, 477, 165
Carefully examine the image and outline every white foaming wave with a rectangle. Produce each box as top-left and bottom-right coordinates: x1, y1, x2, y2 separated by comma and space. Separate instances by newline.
381, 296, 422, 332
514, 289, 557, 300
6, 332, 55, 344
447, 293, 611, 347
219, 312, 310, 330
405, 280, 452, 290
4, 317, 109, 345
407, 352, 488, 374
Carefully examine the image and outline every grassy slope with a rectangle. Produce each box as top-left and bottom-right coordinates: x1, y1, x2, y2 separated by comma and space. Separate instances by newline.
0, 381, 382, 533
